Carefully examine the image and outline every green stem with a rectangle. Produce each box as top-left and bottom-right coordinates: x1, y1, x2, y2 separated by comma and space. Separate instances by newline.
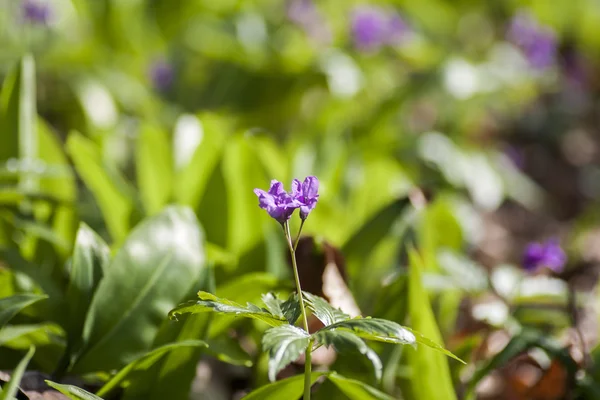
283, 222, 311, 400
293, 218, 305, 252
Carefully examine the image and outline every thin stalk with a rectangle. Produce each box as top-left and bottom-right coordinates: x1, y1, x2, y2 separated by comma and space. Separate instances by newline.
293, 218, 305, 252
283, 221, 312, 400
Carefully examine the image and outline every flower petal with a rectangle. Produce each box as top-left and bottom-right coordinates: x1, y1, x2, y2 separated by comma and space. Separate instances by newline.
302, 176, 319, 199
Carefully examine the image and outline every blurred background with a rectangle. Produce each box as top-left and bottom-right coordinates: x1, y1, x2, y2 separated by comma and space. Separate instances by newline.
3, 0, 600, 399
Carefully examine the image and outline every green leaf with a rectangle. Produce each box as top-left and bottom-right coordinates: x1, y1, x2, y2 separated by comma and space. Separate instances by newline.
174, 113, 228, 207
72, 206, 206, 373
0, 346, 34, 400
319, 317, 416, 346
327, 373, 395, 400
204, 336, 253, 367
0, 294, 47, 330
262, 325, 310, 382
313, 330, 382, 380
136, 123, 173, 215
66, 131, 133, 242
45, 381, 103, 400
241, 372, 328, 400
96, 340, 207, 397
303, 291, 350, 326
0, 54, 37, 192
169, 291, 289, 328
64, 223, 110, 361
261, 293, 301, 325
0, 323, 64, 371
403, 248, 457, 400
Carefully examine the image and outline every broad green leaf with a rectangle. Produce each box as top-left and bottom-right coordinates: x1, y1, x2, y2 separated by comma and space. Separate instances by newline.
327, 373, 395, 400
64, 224, 110, 362
303, 291, 350, 326
0, 294, 47, 330
319, 317, 416, 346
96, 340, 207, 397
66, 131, 132, 242
174, 113, 228, 207
262, 325, 310, 381
169, 291, 288, 328
241, 372, 328, 400
0, 323, 64, 371
136, 124, 173, 215
403, 249, 457, 400
0, 54, 37, 193
45, 381, 103, 400
261, 293, 301, 325
222, 134, 269, 255
342, 197, 411, 267
204, 336, 253, 367
72, 206, 205, 373
313, 330, 382, 380
0, 346, 34, 400
37, 118, 77, 256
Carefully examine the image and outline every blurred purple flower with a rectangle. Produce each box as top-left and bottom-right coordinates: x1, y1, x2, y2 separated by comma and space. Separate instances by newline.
522, 238, 566, 273
351, 6, 409, 52
291, 176, 319, 219
507, 12, 557, 69
149, 60, 173, 91
504, 146, 525, 170
22, 0, 52, 24
254, 180, 301, 224
286, 0, 331, 44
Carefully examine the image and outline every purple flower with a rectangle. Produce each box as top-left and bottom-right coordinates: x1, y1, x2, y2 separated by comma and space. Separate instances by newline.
286, 0, 331, 44
522, 238, 566, 273
507, 12, 557, 69
22, 0, 52, 24
149, 60, 174, 91
351, 6, 408, 52
254, 180, 301, 224
291, 176, 319, 219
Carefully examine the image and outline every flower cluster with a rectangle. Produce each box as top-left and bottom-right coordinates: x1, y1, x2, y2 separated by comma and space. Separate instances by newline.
350, 6, 409, 52
254, 176, 319, 223
522, 238, 566, 273
507, 12, 557, 69
22, 0, 52, 25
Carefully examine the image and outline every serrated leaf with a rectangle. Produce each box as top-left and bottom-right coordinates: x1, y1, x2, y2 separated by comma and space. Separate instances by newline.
262, 293, 301, 325
303, 291, 349, 326
96, 340, 207, 397
313, 329, 382, 380
0, 346, 34, 400
319, 317, 416, 346
327, 373, 395, 400
0, 293, 47, 330
242, 372, 328, 400
262, 325, 310, 382
45, 381, 103, 400
169, 291, 289, 327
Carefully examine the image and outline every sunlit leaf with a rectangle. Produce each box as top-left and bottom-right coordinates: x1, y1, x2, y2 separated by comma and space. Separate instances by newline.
262, 292, 301, 325
72, 206, 205, 373
0, 346, 34, 400
0, 294, 47, 330
313, 330, 382, 380
303, 291, 349, 326
45, 381, 103, 400
327, 372, 395, 400
263, 324, 310, 382
169, 291, 288, 328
